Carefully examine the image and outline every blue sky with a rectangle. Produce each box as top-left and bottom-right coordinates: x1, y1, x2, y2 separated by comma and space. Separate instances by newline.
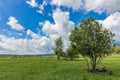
0, 0, 120, 55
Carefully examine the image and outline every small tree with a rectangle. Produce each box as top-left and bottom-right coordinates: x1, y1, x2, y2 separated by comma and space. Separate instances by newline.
112, 45, 120, 54
54, 37, 64, 59
67, 45, 79, 60
70, 17, 115, 71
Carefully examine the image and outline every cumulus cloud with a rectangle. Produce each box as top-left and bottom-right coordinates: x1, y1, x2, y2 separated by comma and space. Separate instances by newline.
51, 0, 83, 11
42, 8, 74, 50
42, 21, 57, 35
26, 0, 48, 15
99, 12, 120, 41
7, 16, 24, 31
26, 0, 38, 8
26, 0, 120, 15
0, 33, 53, 55
26, 29, 40, 39
85, 0, 120, 14
37, 0, 48, 14
51, 0, 120, 14
0, 35, 24, 52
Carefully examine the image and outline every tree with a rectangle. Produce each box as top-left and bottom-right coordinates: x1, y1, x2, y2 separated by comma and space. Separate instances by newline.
54, 37, 64, 59
112, 45, 120, 54
70, 17, 115, 71
67, 44, 79, 60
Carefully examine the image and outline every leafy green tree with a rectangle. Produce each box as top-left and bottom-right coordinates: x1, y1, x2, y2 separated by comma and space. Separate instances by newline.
112, 45, 120, 54
54, 37, 64, 59
67, 45, 79, 60
70, 17, 115, 71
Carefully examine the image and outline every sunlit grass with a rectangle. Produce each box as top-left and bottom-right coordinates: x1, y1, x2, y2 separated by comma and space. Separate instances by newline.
0, 54, 119, 80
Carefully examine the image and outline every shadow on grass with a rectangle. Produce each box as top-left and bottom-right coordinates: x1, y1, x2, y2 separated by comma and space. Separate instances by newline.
85, 68, 120, 78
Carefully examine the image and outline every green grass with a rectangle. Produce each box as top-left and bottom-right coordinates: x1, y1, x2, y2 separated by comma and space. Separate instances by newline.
0, 55, 120, 80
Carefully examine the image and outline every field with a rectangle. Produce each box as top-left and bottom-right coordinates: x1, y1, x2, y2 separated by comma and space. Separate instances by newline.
0, 55, 120, 80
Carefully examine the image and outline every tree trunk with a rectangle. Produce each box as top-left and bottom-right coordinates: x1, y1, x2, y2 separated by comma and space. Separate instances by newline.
91, 57, 97, 72
92, 62, 96, 72
57, 56, 60, 60
85, 57, 90, 70
70, 57, 73, 60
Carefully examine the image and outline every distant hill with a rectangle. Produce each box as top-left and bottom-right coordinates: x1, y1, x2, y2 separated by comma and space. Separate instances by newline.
0, 53, 55, 57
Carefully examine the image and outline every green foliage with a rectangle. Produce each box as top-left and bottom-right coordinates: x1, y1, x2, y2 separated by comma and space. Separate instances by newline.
54, 37, 64, 59
67, 45, 79, 60
70, 17, 115, 71
112, 46, 120, 54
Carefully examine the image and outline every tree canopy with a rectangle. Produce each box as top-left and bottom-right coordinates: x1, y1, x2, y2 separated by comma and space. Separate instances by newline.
54, 37, 64, 59
67, 44, 79, 60
70, 17, 115, 71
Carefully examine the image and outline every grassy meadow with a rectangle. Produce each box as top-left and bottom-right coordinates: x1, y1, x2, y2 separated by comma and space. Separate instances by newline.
0, 54, 120, 80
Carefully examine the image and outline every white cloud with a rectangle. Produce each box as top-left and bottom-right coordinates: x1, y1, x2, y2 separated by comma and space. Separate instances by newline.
0, 35, 24, 52
42, 21, 57, 35
26, 29, 40, 39
39, 22, 44, 26
42, 8, 74, 50
37, 0, 48, 14
26, 0, 48, 15
99, 12, 120, 41
85, 0, 120, 14
7, 16, 24, 31
26, 0, 120, 15
51, 0, 120, 14
26, 0, 38, 8
0, 33, 53, 55
51, 0, 83, 11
